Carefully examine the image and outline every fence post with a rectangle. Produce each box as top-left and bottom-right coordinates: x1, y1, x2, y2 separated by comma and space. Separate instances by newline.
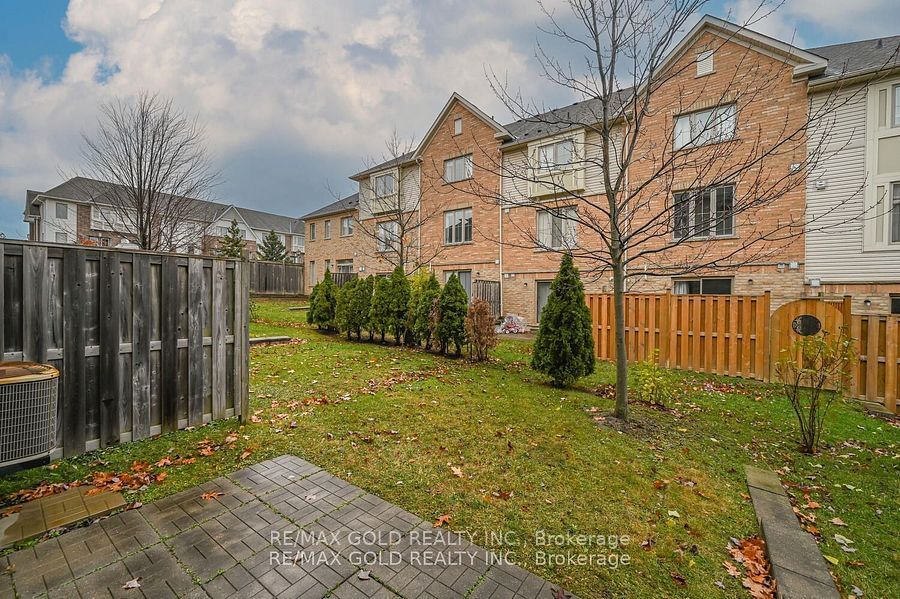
659, 293, 671, 367
238, 256, 251, 421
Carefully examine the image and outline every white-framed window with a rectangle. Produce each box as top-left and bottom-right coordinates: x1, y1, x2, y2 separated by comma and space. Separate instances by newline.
893, 84, 900, 128
293, 235, 304, 250
376, 220, 399, 252
537, 207, 577, 249
88, 235, 110, 247
454, 117, 463, 135
696, 50, 714, 76
891, 295, 900, 315
55, 202, 68, 219
324, 220, 332, 239
55, 232, 67, 244
374, 173, 394, 197
340, 216, 353, 236
444, 155, 473, 183
673, 185, 735, 239
537, 281, 553, 321
674, 104, 736, 150
892, 182, 900, 243
673, 278, 732, 295
537, 139, 575, 170
444, 208, 473, 244
309, 222, 316, 241
324, 259, 331, 272
309, 261, 316, 284
444, 269, 472, 298
336, 259, 353, 273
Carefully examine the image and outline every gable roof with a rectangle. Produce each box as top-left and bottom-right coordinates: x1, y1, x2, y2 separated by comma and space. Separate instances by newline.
350, 93, 513, 180
25, 177, 304, 234
412, 92, 512, 157
806, 35, 900, 83
299, 193, 359, 220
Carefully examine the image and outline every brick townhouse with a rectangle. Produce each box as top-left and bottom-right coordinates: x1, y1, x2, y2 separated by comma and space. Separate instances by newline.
303, 16, 900, 324
24, 176, 305, 260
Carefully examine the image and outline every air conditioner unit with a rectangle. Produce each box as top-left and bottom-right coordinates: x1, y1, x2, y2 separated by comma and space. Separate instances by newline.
0, 362, 59, 475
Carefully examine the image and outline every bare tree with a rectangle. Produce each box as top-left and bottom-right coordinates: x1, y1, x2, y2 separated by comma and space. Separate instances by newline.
75, 91, 217, 251
452, 0, 884, 420
352, 131, 445, 273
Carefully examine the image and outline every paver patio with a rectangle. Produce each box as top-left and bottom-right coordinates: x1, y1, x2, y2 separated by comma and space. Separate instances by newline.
2, 455, 574, 598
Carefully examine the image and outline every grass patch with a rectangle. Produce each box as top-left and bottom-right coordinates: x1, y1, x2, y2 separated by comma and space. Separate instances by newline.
1, 298, 897, 598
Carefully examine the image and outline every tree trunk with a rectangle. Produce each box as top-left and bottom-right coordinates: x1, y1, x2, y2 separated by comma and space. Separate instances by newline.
612, 257, 629, 420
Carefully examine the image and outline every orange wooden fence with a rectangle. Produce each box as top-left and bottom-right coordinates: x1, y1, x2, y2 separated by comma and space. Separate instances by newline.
586, 292, 899, 413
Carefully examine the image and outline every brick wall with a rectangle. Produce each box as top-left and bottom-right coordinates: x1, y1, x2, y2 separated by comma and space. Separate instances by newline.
417, 100, 503, 285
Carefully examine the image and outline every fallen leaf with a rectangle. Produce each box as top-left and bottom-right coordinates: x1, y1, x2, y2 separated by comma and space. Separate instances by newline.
723, 560, 741, 578
823, 554, 839, 565
433, 514, 451, 528
450, 466, 464, 478
122, 577, 142, 590
669, 571, 687, 587
357, 570, 371, 581
239, 449, 252, 461
200, 492, 224, 501
667, 510, 681, 518
830, 518, 847, 527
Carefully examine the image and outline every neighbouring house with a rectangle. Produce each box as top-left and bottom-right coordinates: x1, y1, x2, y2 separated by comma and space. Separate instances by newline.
804, 36, 900, 314
302, 17, 900, 323
23, 177, 305, 261
300, 193, 362, 291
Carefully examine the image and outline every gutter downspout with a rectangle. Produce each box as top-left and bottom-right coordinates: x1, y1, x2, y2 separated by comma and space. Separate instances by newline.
498, 152, 504, 316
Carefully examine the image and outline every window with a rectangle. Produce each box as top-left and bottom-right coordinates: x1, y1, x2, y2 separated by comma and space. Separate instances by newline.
444, 208, 473, 244
674, 104, 736, 149
309, 261, 316, 285
696, 50, 714, 76
894, 85, 900, 128
340, 216, 354, 236
376, 221, 399, 252
444, 270, 472, 298
374, 173, 394, 197
55, 202, 68, 219
88, 236, 110, 247
454, 118, 463, 135
673, 185, 734, 239
673, 278, 732, 295
537, 281, 553, 321
891, 295, 900, 315
324, 259, 331, 273
309, 222, 316, 241
336, 259, 353, 273
537, 207, 577, 249
55, 232, 67, 244
443, 155, 473, 183
537, 139, 575, 169
324, 220, 332, 240
892, 182, 900, 243
293, 235, 304, 250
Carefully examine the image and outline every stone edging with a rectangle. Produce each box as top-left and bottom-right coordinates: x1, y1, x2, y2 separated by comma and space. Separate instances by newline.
744, 465, 840, 599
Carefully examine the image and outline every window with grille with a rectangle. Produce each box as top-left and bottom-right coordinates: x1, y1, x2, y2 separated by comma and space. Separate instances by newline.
444, 155, 473, 183
537, 207, 577, 249
673, 185, 734, 239
444, 208, 473, 244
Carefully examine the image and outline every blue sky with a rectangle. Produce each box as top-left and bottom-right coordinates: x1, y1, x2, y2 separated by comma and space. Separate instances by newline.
1, 0, 898, 239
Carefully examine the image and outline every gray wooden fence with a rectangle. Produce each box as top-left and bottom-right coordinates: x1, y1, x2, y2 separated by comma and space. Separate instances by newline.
0, 240, 250, 458
473, 279, 501, 318
250, 261, 304, 296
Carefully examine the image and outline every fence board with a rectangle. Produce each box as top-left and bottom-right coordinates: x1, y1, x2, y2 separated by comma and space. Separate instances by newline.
99, 252, 121, 448
22, 245, 48, 363
187, 258, 204, 427
62, 248, 86, 458
132, 254, 151, 440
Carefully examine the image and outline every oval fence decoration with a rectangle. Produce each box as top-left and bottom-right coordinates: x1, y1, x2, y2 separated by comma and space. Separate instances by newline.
791, 314, 822, 337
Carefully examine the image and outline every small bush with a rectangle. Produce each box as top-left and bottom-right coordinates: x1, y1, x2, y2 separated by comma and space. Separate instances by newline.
388, 266, 411, 344
350, 276, 373, 340
306, 284, 319, 325
309, 269, 337, 331
465, 299, 498, 361
631, 351, 679, 406
438, 274, 468, 355
334, 278, 358, 339
531, 254, 595, 387
413, 272, 441, 349
775, 329, 855, 454
369, 276, 392, 342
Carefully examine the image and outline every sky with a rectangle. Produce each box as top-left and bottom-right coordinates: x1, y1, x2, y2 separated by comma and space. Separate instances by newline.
1, 0, 899, 239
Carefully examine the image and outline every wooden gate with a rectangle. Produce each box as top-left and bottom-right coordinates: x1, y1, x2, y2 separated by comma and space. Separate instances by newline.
767, 298, 849, 382
473, 280, 501, 318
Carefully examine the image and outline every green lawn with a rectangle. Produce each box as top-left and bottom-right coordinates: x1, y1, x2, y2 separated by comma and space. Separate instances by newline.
1, 298, 897, 598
